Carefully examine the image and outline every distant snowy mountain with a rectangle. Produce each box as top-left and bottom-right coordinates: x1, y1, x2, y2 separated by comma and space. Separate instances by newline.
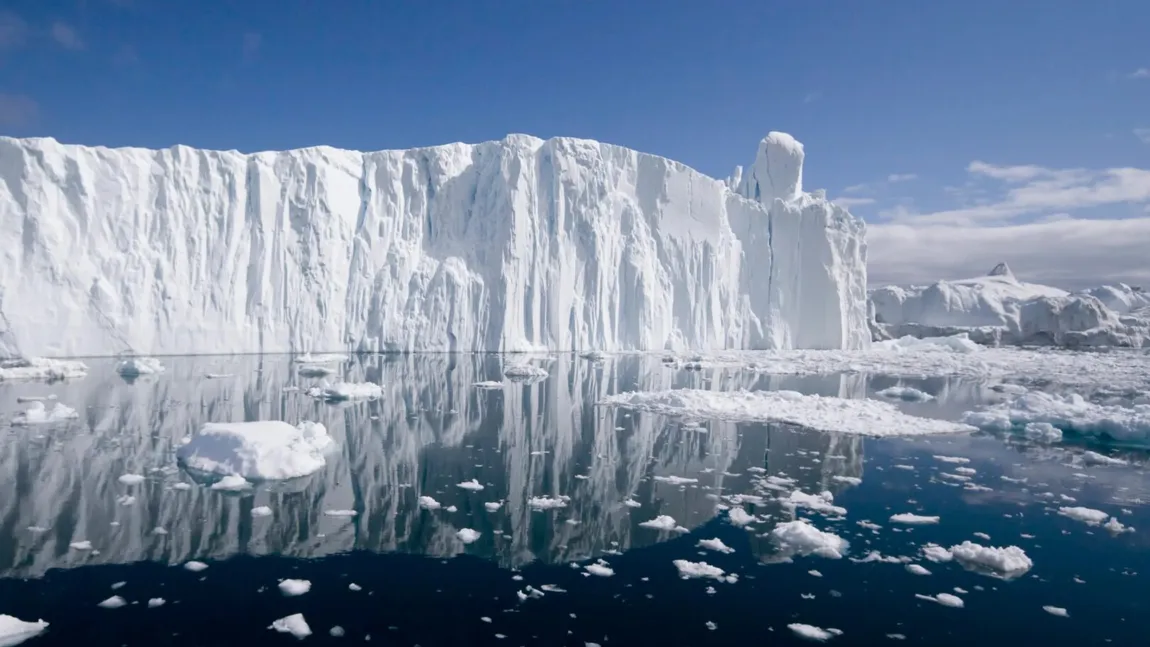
0, 132, 869, 357
869, 263, 1150, 348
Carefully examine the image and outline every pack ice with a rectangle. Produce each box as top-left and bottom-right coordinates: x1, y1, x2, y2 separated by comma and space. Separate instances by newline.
870, 263, 1150, 348
0, 132, 868, 357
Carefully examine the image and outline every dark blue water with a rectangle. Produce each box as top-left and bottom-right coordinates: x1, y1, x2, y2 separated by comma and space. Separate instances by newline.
1, 355, 1146, 645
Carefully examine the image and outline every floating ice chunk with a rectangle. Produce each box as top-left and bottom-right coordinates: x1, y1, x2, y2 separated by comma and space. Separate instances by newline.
176, 420, 334, 481
600, 389, 975, 436
584, 561, 614, 577
1057, 506, 1109, 526
1080, 450, 1128, 466
1022, 422, 1063, 443
329, 626, 345, 637
484, 501, 503, 512
116, 357, 164, 376
252, 506, 272, 518
503, 364, 549, 380
211, 475, 252, 491
933, 455, 970, 464
457, 528, 481, 544
1104, 517, 1134, 534
639, 515, 687, 532
116, 494, 136, 506
948, 541, 1032, 578
832, 475, 862, 486
906, 564, 931, 575
184, 561, 208, 572
1043, 606, 1069, 617
294, 353, 347, 364
850, 551, 905, 564
269, 613, 312, 639
770, 520, 848, 559
697, 538, 735, 554
473, 381, 504, 389
653, 475, 698, 486
622, 498, 641, 508
69, 540, 92, 551
457, 479, 485, 491
915, 593, 964, 608
528, 496, 569, 510
872, 333, 981, 353
788, 623, 842, 641
0, 357, 88, 381
890, 513, 940, 525
783, 491, 846, 517
418, 496, 442, 510
97, 596, 126, 609
920, 544, 953, 563
348, 583, 362, 591
118, 473, 145, 485
672, 560, 736, 582
12, 401, 79, 425
0, 614, 49, 644
307, 381, 382, 401
962, 392, 1150, 446
876, 386, 935, 402
324, 509, 357, 517
279, 579, 311, 596
147, 598, 165, 608
297, 365, 334, 377
727, 507, 755, 526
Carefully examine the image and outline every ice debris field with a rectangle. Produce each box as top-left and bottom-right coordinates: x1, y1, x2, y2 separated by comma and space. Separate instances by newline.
0, 131, 1147, 645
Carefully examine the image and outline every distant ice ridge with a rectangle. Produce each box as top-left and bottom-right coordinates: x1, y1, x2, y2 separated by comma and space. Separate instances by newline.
0, 131, 869, 357
869, 263, 1150, 349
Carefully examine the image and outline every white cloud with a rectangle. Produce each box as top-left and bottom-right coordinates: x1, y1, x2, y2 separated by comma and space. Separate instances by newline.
1135, 128, 1150, 145
886, 173, 917, 183
1129, 67, 1150, 79
831, 197, 875, 208
868, 217, 1150, 289
0, 93, 37, 127
50, 22, 83, 50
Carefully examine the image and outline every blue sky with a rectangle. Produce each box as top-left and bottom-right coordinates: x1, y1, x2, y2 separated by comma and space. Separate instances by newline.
2, 0, 1148, 287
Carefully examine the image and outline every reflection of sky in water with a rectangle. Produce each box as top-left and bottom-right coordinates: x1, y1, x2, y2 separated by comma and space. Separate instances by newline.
0, 355, 1146, 645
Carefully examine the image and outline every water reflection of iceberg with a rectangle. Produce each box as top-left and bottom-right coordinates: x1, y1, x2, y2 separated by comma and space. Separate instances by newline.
0, 355, 868, 578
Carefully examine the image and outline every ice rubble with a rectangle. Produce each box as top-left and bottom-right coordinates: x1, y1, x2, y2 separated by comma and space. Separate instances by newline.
0, 615, 49, 645
0, 132, 869, 357
962, 391, 1150, 446
869, 263, 1150, 348
11, 401, 79, 425
175, 420, 335, 480
599, 389, 975, 436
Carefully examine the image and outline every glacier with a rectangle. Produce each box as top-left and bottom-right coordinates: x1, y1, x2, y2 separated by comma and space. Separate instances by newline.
0, 131, 869, 357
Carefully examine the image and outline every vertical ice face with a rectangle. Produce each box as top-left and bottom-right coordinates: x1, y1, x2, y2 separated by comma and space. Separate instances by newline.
0, 132, 869, 356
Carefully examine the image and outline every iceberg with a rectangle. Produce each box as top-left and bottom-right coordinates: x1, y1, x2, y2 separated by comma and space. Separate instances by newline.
175, 420, 335, 481
0, 132, 868, 356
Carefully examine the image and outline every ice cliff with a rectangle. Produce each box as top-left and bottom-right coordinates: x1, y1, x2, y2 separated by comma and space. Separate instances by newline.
870, 263, 1150, 348
0, 132, 869, 357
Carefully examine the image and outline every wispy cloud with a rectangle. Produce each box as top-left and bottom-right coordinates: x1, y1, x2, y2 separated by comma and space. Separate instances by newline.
1129, 67, 1150, 79
886, 173, 917, 183
1135, 128, 1150, 145
0, 11, 27, 50
0, 93, 37, 127
241, 31, 261, 63
51, 22, 84, 50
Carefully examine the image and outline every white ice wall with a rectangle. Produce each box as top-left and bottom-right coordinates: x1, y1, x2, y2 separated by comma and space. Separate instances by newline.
0, 132, 869, 357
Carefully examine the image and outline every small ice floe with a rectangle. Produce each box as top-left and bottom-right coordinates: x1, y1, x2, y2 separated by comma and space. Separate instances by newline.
672, 560, 737, 583
933, 455, 970, 464
1058, 506, 1109, 526
727, 507, 755, 527
279, 579, 311, 596
584, 560, 614, 577
116, 357, 165, 378
252, 506, 272, 518
1023, 422, 1063, 443
151, 527, 168, 535
0, 357, 88, 381
210, 475, 252, 491
622, 498, 642, 508
1043, 605, 1069, 617
69, 540, 93, 551
97, 596, 127, 609
782, 491, 846, 517
770, 520, 848, 559
324, 509, 357, 517
599, 389, 975, 436
1104, 517, 1134, 534
915, 593, 964, 608
117, 473, 145, 486
269, 613, 312, 639
890, 513, 940, 525
697, 538, 735, 554
457, 479, 485, 491
920, 543, 954, 563
876, 386, 935, 402
457, 528, 481, 544
973, 532, 991, 541
948, 541, 1032, 578
294, 353, 347, 364
12, 401, 79, 425
638, 516, 687, 533
653, 475, 697, 486
962, 391, 1150, 446
306, 381, 382, 401
297, 364, 334, 377
906, 564, 931, 576
832, 475, 862, 486
787, 623, 842, 641
0, 614, 49, 644
484, 501, 503, 512
177, 420, 335, 481
329, 626, 345, 637
184, 561, 209, 572
418, 496, 442, 510
528, 495, 569, 510
850, 551, 905, 564
116, 495, 136, 506
954, 467, 977, 475
1080, 450, 1128, 466
503, 364, 549, 381
348, 583, 362, 591
473, 381, 504, 389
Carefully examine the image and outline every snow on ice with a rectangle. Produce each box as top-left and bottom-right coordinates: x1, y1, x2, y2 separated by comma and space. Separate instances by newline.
963, 391, 1150, 446
176, 421, 335, 481
0, 132, 868, 357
